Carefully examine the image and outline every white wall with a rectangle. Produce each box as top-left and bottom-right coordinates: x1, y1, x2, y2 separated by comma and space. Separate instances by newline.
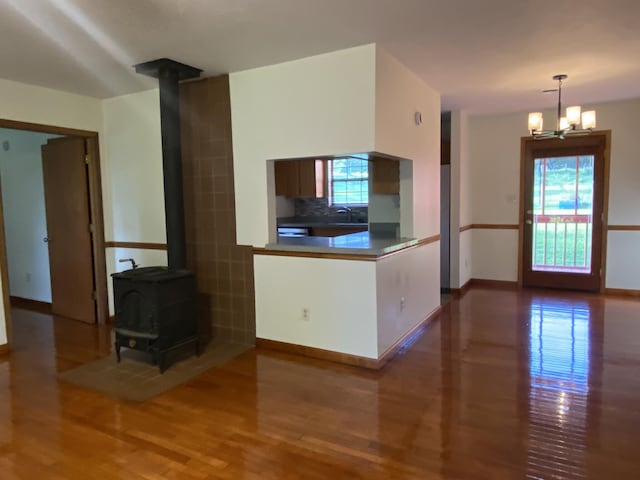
373, 48, 441, 340
232, 45, 442, 358
0, 78, 103, 132
0, 79, 103, 345
376, 242, 440, 355
467, 98, 640, 288
254, 255, 378, 358
100, 89, 167, 314
594, 99, 640, 289
450, 110, 472, 288
459, 230, 472, 285
606, 232, 640, 290
466, 110, 522, 282
471, 229, 519, 281
0, 129, 60, 302
230, 44, 377, 247
375, 48, 441, 240
368, 192, 400, 223
468, 112, 522, 226
102, 89, 165, 244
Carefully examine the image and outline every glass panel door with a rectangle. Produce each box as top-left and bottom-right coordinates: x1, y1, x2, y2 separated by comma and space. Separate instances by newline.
521, 134, 606, 292
531, 155, 594, 274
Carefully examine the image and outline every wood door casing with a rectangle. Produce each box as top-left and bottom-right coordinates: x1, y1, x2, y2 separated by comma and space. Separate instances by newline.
520, 133, 609, 292
42, 137, 96, 323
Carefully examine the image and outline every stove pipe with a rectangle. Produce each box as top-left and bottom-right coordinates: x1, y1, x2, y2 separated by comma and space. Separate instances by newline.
134, 58, 202, 270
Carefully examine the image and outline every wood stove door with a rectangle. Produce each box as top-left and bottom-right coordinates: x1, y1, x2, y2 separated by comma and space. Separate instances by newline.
42, 137, 96, 323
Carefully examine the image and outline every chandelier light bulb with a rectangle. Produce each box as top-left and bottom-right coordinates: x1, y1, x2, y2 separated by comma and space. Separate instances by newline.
566, 106, 581, 126
581, 110, 596, 129
559, 117, 569, 130
528, 112, 543, 132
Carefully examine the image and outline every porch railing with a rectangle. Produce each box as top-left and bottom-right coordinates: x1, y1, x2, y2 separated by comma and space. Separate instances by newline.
532, 214, 592, 273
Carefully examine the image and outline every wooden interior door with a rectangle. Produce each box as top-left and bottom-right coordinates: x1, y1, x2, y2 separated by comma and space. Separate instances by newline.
521, 134, 608, 292
42, 137, 96, 323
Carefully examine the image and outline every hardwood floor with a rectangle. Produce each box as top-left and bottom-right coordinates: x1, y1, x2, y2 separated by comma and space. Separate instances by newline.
1, 288, 640, 479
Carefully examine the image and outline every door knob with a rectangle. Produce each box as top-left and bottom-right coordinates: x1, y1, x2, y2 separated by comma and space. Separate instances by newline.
43, 237, 50, 243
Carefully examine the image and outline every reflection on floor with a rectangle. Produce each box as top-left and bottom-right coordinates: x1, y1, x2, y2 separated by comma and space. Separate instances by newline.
527, 299, 592, 478
1, 288, 639, 479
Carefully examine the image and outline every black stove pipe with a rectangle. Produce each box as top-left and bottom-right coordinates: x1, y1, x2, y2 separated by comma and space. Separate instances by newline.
134, 59, 202, 270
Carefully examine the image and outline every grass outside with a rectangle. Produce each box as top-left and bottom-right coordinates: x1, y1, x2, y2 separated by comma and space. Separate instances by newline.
533, 223, 591, 268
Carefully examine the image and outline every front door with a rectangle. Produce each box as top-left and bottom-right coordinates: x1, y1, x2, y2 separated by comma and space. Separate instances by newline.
521, 134, 608, 292
42, 137, 96, 323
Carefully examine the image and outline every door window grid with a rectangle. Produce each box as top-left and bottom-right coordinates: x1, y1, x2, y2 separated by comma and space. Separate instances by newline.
329, 158, 368, 205
532, 155, 594, 273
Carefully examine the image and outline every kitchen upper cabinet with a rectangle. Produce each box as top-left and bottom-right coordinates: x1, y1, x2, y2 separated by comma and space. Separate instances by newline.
275, 159, 325, 198
371, 157, 400, 195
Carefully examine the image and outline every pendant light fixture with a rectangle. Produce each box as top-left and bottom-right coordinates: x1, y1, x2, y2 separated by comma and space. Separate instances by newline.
528, 74, 596, 139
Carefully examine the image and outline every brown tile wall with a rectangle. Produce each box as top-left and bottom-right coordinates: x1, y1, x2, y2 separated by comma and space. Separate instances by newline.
180, 75, 255, 346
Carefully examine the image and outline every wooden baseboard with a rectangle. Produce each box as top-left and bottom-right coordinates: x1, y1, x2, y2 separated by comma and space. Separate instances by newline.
10, 296, 52, 314
0, 343, 9, 356
469, 278, 519, 290
257, 306, 443, 370
450, 279, 472, 297
256, 338, 380, 369
376, 306, 442, 368
605, 288, 640, 298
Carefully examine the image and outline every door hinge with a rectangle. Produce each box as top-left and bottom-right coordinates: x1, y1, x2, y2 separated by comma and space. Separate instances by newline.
92, 291, 97, 301
85, 154, 90, 165
89, 223, 95, 233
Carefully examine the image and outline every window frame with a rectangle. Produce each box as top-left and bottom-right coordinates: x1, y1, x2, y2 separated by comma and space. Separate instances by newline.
328, 157, 369, 206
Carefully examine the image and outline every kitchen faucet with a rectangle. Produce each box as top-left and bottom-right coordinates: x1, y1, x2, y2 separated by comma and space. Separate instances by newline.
336, 206, 352, 222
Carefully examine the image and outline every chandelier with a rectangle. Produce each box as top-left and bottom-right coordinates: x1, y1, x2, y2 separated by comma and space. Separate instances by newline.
528, 74, 596, 139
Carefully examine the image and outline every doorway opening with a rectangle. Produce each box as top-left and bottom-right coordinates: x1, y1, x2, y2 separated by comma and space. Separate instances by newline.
0, 119, 108, 348
519, 132, 610, 292
440, 112, 451, 299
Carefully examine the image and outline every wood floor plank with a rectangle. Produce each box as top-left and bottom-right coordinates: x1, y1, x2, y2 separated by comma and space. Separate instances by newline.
1, 289, 640, 478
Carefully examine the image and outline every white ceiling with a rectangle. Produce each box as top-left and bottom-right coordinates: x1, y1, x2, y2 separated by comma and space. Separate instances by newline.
1, 0, 640, 114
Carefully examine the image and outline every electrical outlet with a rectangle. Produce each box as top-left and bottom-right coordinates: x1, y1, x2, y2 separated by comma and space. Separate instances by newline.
400, 297, 406, 311
302, 308, 310, 321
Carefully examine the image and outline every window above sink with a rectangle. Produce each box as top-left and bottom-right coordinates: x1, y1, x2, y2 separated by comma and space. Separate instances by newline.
328, 156, 369, 206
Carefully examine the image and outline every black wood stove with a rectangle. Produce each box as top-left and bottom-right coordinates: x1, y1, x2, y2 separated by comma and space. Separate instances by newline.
112, 58, 202, 372
112, 267, 198, 372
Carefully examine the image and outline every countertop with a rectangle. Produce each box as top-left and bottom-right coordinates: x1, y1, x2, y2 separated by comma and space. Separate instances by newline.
265, 231, 418, 256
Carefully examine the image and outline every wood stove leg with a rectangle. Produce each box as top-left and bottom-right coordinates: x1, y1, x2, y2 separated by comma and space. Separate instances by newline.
115, 343, 121, 362
159, 352, 167, 374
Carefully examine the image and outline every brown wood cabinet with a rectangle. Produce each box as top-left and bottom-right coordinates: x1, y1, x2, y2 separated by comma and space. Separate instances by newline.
371, 157, 400, 195
310, 225, 367, 237
275, 159, 325, 198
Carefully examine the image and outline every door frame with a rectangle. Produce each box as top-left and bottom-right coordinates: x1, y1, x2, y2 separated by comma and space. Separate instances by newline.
0, 119, 108, 348
518, 130, 611, 293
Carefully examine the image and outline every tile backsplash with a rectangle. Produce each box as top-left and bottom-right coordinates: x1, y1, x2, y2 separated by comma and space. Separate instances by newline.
294, 198, 368, 219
